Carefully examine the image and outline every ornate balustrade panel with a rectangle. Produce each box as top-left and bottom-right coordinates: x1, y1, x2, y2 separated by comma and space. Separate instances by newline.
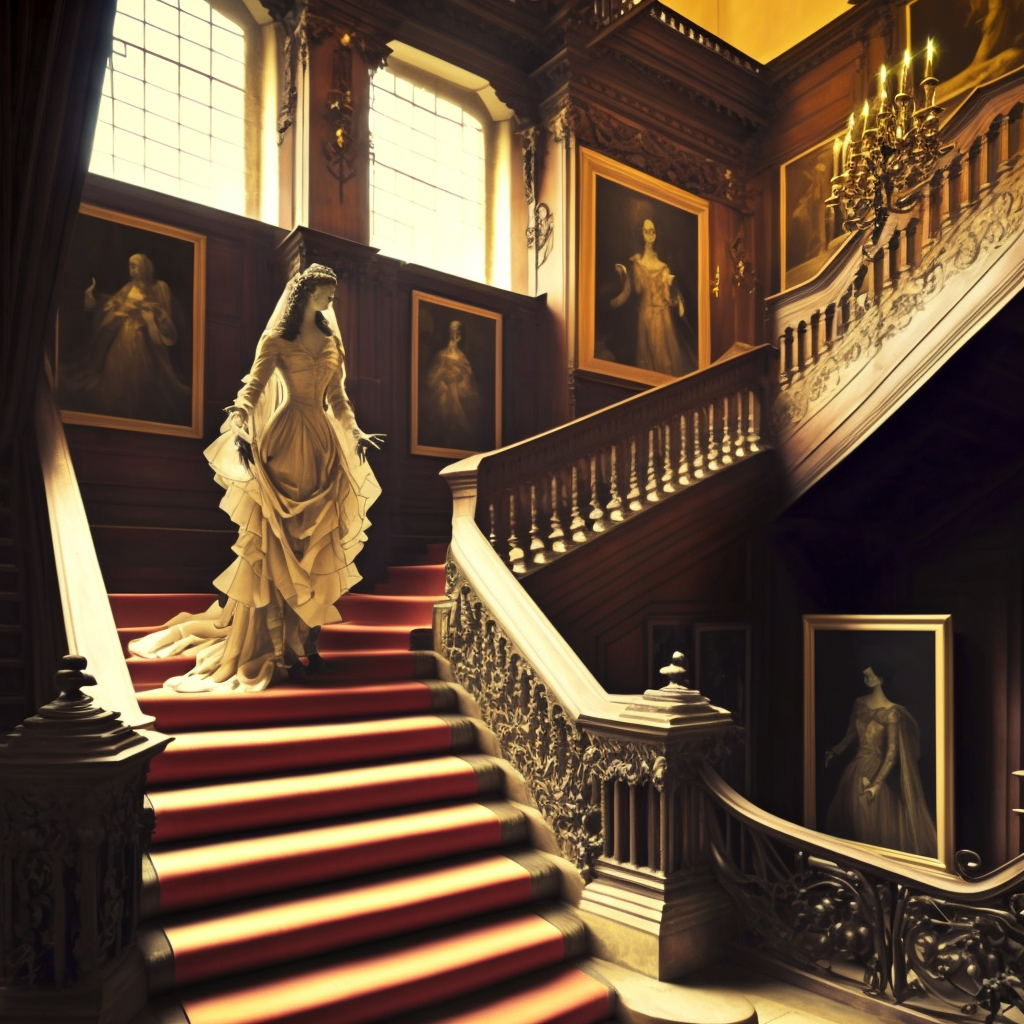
474, 346, 773, 577
442, 451, 743, 976
764, 76, 1024, 501
703, 763, 1024, 1021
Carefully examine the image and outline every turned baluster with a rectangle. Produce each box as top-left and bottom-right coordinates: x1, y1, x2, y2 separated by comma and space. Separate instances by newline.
488, 502, 498, 551
809, 311, 821, 365
569, 464, 588, 544
778, 333, 790, 388
507, 492, 526, 575
588, 454, 606, 532
692, 410, 706, 479
746, 390, 762, 453
677, 414, 691, 487
720, 395, 733, 465
732, 390, 747, 459
987, 114, 1006, 188
660, 422, 676, 494
1008, 103, 1022, 165
528, 483, 547, 564
795, 321, 808, 378
547, 474, 567, 554
967, 137, 983, 205
824, 303, 836, 348
626, 438, 644, 512
644, 429, 661, 503
606, 445, 625, 521
707, 402, 720, 472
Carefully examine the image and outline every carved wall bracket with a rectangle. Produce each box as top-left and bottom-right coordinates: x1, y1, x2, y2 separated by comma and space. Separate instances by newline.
550, 97, 758, 212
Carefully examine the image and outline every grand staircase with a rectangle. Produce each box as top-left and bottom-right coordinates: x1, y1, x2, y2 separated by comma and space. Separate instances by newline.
111, 548, 615, 1024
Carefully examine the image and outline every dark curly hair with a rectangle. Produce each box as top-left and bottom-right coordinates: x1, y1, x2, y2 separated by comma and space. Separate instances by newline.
278, 264, 338, 341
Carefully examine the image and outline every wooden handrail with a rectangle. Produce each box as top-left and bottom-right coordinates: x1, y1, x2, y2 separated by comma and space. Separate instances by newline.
34, 373, 152, 728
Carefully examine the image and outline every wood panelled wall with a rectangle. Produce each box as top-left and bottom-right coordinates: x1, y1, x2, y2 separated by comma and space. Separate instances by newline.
754, 293, 1024, 868
65, 177, 556, 594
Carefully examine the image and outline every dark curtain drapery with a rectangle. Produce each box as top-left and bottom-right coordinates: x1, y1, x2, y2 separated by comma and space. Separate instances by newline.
1, 0, 117, 712
1, 0, 116, 452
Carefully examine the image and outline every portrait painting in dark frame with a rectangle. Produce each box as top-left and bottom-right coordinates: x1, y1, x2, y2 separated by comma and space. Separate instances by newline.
410, 290, 502, 459
780, 136, 846, 291
55, 204, 206, 438
803, 614, 954, 870
578, 148, 709, 387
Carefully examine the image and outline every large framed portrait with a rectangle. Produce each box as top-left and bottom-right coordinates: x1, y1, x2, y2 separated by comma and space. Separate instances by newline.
411, 291, 502, 458
803, 614, 954, 870
578, 148, 709, 387
908, 0, 1024, 111
781, 136, 845, 290
55, 204, 205, 438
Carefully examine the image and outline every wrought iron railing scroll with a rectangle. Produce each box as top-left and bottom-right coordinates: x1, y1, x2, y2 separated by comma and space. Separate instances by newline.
703, 763, 1024, 1022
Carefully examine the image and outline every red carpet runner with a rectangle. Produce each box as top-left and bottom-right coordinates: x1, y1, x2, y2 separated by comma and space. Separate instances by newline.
116, 549, 614, 1024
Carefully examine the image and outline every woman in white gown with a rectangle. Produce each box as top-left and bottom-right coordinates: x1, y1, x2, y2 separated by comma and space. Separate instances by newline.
128, 264, 383, 692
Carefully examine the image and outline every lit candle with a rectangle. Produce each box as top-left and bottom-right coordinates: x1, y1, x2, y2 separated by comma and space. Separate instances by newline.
898, 49, 910, 96
878, 64, 888, 113
925, 39, 934, 79
861, 99, 870, 137
842, 128, 852, 170
833, 135, 842, 178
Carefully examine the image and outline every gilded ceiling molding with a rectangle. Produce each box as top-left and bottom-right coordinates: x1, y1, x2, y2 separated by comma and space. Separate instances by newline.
551, 97, 758, 213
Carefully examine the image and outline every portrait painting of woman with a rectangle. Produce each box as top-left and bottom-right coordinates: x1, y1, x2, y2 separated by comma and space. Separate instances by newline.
56, 204, 205, 437
411, 292, 501, 458
804, 615, 953, 867
577, 148, 709, 387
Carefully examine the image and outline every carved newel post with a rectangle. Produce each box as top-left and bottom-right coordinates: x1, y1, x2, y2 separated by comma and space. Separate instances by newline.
578, 652, 738, 980
0, 655, 170, 1024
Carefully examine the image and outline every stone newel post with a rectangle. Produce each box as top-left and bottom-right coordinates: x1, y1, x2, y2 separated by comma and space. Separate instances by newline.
0, 655, 170, 1024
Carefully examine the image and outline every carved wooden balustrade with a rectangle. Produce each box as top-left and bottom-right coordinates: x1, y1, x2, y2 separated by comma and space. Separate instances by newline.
766, 73, 1024, 499
474, 345, 772, 578
703, 763, 1024, 1022
439, 352, 774, 978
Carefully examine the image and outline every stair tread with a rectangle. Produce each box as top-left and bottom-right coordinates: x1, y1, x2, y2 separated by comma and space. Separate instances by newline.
148, 800, 528, 914
143, 851, 560, 991
148, 753, 504, 843
127, 649, 425, 686
137, 679, 454, 731
406, 965, 613, 1024
147, 714, 476, 784
166, 910, 572, 1024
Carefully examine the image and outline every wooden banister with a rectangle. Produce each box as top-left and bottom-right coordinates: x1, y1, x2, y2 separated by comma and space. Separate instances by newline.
34, 374, 152, 729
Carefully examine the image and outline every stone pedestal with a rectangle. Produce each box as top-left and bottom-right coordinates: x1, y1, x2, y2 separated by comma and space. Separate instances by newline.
579, 863, 735, 980
0, 656, 170, 1024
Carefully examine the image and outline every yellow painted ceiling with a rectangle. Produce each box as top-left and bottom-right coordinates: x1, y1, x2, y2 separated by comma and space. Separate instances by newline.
660, 0, 853, 64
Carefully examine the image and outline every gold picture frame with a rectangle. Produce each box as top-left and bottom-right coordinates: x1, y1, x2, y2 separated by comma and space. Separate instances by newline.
55, 203, 206, 438
804, 614, 954, 871
578, 148, 709, 387
410, 290, 502, 459
780, 134, 846, 291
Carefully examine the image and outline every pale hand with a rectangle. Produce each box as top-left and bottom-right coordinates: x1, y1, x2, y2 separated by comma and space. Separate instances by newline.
355, 430, 386, 464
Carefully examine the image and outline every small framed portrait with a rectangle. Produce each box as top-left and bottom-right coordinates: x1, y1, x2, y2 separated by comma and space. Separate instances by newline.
780, 135, 846, 291
803, 614, 954, 870
411, 291, 502, 458
578, 148, 709, 387
55, 204, 206, 438
908, 0, 1024, 111
695, 623, 750, 728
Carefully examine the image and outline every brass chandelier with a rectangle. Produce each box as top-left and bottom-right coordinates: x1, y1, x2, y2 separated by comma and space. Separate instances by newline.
827, 42, 951, 235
